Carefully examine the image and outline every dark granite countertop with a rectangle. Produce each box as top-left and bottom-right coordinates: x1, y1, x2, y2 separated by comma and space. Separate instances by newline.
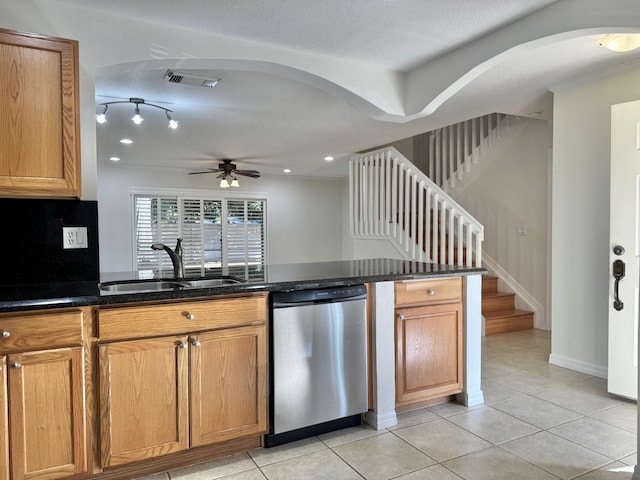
0, 259, 486, 313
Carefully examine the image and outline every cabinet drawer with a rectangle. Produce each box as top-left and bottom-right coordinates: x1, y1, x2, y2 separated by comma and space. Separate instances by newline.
98, 294, 268, 341
0, 309, 84, 353
395, 277, 462, 306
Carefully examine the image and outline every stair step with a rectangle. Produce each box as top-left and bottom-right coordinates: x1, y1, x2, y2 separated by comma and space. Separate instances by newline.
484, 309, 534, 336
482, 276, 498, 294
482, 292, 515, 314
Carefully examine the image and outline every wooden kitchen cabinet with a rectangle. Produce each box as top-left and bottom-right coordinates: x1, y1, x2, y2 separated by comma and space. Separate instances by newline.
98, 336, 189, 467
0, 28, 81, 197
395, 278, 463, 409
98, 294, 268, 468
0, 309, 88, 480
0, 357, 8, 480
190, 325, 266, 447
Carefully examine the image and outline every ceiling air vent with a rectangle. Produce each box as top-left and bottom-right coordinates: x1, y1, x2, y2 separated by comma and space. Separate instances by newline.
165, 70, 219, 88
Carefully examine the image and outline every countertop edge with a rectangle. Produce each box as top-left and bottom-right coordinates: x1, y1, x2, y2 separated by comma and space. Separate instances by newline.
0, 266, 488, 313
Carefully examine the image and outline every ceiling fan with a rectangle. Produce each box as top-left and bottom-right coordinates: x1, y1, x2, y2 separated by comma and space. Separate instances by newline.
188, 159, 260, 188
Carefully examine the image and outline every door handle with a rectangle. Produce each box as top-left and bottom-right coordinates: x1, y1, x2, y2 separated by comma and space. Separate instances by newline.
613, 259, 626, 311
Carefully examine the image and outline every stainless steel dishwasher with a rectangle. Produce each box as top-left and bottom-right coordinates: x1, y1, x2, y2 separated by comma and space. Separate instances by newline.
265, 284, 368, 447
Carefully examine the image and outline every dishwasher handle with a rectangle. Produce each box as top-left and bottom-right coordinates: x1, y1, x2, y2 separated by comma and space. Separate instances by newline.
272, 285, 367, 308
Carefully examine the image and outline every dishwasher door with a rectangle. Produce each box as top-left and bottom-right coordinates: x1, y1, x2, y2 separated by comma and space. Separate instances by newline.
271, 289, 368, 436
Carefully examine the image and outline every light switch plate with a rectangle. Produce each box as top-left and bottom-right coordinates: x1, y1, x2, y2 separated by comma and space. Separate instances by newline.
63, 227, 88, 249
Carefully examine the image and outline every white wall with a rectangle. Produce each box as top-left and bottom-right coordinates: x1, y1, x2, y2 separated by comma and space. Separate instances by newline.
98, 162, 345, 272
457, 119, 552, 327
551, 68, 640, 377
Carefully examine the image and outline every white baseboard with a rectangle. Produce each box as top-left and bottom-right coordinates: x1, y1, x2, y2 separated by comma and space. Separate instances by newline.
548, 353, 607, 379
364, 410, 397, 430
482, 252, 547, 330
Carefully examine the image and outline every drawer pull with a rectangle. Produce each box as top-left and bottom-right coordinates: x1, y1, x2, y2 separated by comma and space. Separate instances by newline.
191, 340, 201, 347
178, 343, 188, 349
11, 362, 21, 369
426, 289, 436, 296
184, 313, 195, 320
1, 331, 9, 338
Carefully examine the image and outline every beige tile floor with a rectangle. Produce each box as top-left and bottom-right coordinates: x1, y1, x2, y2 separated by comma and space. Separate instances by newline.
137, 329, 638, 480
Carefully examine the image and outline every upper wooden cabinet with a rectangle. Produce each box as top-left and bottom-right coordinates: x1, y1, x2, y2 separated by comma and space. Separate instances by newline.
0, 28, 81, 198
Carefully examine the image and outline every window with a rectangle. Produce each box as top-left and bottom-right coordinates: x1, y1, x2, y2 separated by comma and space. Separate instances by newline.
134, 194, 266, 279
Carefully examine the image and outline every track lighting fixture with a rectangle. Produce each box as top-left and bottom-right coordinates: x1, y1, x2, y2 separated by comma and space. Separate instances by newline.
96, 97, 178, 129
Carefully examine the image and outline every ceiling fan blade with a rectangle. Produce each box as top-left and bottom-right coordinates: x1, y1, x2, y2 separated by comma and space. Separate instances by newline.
188, 168, 223, 175
235, 170, 261, 178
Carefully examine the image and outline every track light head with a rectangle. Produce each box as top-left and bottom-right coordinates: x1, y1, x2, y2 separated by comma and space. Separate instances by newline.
96, 105, 108, 124
166, 111, 179, 129
131, 105, 144, 124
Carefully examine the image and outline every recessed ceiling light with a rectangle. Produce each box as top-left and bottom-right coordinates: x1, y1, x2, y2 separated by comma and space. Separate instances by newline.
324, 156, 334, 161
283, 169, 292, 173
109, 156, 120, 162
120, 138, 133, 144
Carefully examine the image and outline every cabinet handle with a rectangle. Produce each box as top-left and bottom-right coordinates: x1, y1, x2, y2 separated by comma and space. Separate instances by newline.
184, 313, 195, 320
398, 314, 405, 321
11, 362, 21, 369
426, 289, 436, 296
192, 340, 201, 347
1, 331, 9, 338
178, 343, 188, 349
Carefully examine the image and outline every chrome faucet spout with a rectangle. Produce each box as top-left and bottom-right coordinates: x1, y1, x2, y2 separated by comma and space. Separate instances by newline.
151, 238, 185, 278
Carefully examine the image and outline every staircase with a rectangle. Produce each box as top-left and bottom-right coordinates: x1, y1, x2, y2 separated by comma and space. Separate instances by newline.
482, 276, 534, 335
350, 113, 536, 335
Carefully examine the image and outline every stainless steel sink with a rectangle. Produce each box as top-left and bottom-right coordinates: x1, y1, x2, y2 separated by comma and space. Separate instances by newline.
99, 280, 184, 292
180, 278, 242, 288
99, 276, 243, 293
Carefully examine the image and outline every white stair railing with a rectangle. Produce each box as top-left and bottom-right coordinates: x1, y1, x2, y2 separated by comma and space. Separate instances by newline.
350, 147, 483, 266
417, 113, 527, 194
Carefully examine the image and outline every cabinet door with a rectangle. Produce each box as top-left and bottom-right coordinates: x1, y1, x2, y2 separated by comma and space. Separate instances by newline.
396, 303, 463, 406
8, 347, 86, 480
190, 325, 267, 447
0, 29, 81, 197
99, 336, 189, 467
0, 357, 7, 480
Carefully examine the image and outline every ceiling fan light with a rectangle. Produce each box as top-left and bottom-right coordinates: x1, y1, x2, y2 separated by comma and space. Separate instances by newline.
132, 105, 144, 124
230, 178, 240, 187
220, 178, 230, 188
599, 34, 640, 52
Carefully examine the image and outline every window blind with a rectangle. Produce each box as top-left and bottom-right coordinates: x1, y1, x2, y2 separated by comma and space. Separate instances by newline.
134, 194, 265, 278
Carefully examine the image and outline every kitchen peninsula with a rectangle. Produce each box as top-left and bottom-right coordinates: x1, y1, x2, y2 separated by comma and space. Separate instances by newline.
0, 258, 485, 480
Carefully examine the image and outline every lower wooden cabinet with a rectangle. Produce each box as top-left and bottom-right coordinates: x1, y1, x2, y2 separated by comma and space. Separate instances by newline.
395, 278, 463, 408
98, 295, 268, 469
0, 309, 88, 480
0, 357, 8, 480
98, 336, 189, 467
190, 325, 266, 447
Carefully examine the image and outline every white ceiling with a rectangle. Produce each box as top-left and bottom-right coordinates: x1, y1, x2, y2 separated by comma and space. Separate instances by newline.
53, 0, 640, 178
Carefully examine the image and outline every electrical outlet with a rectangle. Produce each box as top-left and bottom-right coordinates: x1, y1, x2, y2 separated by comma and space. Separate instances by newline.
63, 227, 88, 249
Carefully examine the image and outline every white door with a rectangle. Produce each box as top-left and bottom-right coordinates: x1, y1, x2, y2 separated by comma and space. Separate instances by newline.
608, 100, 640, 400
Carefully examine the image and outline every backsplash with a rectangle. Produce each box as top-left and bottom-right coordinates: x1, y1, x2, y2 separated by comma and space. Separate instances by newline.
0, 198, 99, 286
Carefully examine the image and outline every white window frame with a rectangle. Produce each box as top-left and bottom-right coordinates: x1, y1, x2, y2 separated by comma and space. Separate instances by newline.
130, 187, 269, 275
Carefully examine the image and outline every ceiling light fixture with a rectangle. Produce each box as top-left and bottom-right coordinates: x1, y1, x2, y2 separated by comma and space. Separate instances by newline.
219, 174, 240, 188
109, 156, 120, 162
119, 138, 133, 144
599, 34, 640, 52
96, 105, 108, 124
324, 156, 334, 161
96, 97, 178, 129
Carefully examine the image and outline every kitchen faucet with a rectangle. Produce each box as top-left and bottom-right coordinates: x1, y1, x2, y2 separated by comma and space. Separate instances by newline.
151, 238, 185, 279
